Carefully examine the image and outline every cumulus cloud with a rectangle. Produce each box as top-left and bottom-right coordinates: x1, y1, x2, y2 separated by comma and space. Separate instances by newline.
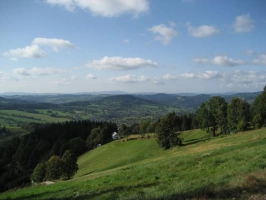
111, 74, 149, 83
253, 53, 266, 65
148, 24, 178, 45
3, 37, 74, 60
221, 70, 266, 88
45, 0, 149, 17
3, 44, 46, 59
87, 74, 97, 79
32, 38, 75, 52
233, 14, 255, 33
12, 67, 68, 76
187, 23, 219, 37
163, 70, 266, 89
193, 55, 245, 67
87, 56, 158, 70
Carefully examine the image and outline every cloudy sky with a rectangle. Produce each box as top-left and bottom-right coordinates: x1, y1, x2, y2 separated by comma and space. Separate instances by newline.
1, 0, 266, 94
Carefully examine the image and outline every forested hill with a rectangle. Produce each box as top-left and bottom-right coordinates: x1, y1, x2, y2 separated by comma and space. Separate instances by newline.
0, 120, 117, 192
0, 96, 57, 109
135, 91, 262, 110
0, 96, 29, 105
2, 94, 108, 104
98, 94, 160, 106
1, 91, 261, 110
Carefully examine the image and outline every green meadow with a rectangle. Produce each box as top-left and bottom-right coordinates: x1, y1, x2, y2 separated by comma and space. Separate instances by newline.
1, 128, 266, 199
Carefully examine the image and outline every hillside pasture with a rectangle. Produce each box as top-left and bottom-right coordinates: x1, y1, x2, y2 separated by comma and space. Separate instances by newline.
0, 110, 71, 128
1, 128, 266, 199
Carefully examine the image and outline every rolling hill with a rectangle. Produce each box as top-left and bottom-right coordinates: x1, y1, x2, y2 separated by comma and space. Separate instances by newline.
1, 128, 266, 199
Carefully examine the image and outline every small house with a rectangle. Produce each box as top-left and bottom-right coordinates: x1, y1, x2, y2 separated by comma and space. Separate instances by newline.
112, 132, 120, 140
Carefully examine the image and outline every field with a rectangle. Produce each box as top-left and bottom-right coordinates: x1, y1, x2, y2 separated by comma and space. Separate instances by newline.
1, 128, 266, 199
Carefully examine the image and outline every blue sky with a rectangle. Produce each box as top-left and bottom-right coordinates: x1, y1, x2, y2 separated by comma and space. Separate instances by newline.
1, 0, 266, 94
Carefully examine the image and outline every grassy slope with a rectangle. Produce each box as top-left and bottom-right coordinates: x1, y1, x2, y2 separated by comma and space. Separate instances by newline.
1, 128, 266, 199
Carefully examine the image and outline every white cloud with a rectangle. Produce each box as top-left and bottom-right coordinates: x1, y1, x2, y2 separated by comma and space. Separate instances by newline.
45, 0, 149, 17
163, 70, 266, 89
187, 23, 219, 37
12, 68, 31, 76
192, 57, 209, 64
193, 55, 245, 67
12, 67, 68, 76
87, 56, 158, 70
163, 74, 177, 80
3, 44, 46, 59
233, 14, 255, 33
32, 38, 75, 51
212, 56, 245, 66
148, 24, 178, 45
253, 53, 266, 65
87, 74, 97, 79
163, 71, 221, 80
111, 74, 149, 83
3, 37, 74, 60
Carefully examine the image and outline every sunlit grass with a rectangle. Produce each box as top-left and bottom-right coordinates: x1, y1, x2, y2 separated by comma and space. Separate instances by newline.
1, 128, 266, 199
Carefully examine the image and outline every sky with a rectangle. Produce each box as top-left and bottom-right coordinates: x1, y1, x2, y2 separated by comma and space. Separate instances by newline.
1, 0, 266, 94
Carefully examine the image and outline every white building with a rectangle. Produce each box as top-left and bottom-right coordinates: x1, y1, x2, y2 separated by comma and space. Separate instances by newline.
112, 132, 120, 140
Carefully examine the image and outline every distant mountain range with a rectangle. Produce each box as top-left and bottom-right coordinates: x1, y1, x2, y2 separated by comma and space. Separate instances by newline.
0, 91, 262, 111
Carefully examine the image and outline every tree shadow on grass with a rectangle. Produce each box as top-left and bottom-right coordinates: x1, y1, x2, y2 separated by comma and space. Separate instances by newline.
183, 137, 211, 146
59, 182, 159, 200
80, 170, 97, 177
150, 175, 266, 200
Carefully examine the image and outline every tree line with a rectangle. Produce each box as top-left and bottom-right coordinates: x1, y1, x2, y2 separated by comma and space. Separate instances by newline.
155, 86, 266, 149
0, 120, 117, 192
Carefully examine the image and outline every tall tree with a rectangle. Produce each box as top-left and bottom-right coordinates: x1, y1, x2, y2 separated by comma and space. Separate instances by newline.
252, 86, 266, 128
196, 96, 228, 136
31, 163, 46, 183
62, 150, 78, 180
156, 112, 182, 149
228, 98, 250, 132
45, 155, 65, 181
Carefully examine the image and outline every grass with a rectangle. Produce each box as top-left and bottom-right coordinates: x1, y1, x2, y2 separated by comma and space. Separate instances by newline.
1, 128, 266, 199
0, 110, 71, 128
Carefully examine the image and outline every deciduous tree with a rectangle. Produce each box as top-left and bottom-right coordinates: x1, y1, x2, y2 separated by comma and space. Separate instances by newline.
45, 155, 65, 180
156, 112, 182, 149
62, 150, 78, 179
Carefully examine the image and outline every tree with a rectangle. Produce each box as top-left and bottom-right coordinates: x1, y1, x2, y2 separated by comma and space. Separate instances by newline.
69, 137, 87, 157
252, 86, 266, 128
86, 127, 103, 149
31, 163, 46, 183
155, 113, 182, 149
119, 124, 130, 138
62, 150, 78, 179
228, 98, 250, 132
196, 96, 228, 136
45, 155, 65, 180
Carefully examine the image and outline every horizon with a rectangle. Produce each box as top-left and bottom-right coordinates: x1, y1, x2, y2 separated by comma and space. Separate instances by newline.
0, 89, 263, 96
1, 0, 266, 93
